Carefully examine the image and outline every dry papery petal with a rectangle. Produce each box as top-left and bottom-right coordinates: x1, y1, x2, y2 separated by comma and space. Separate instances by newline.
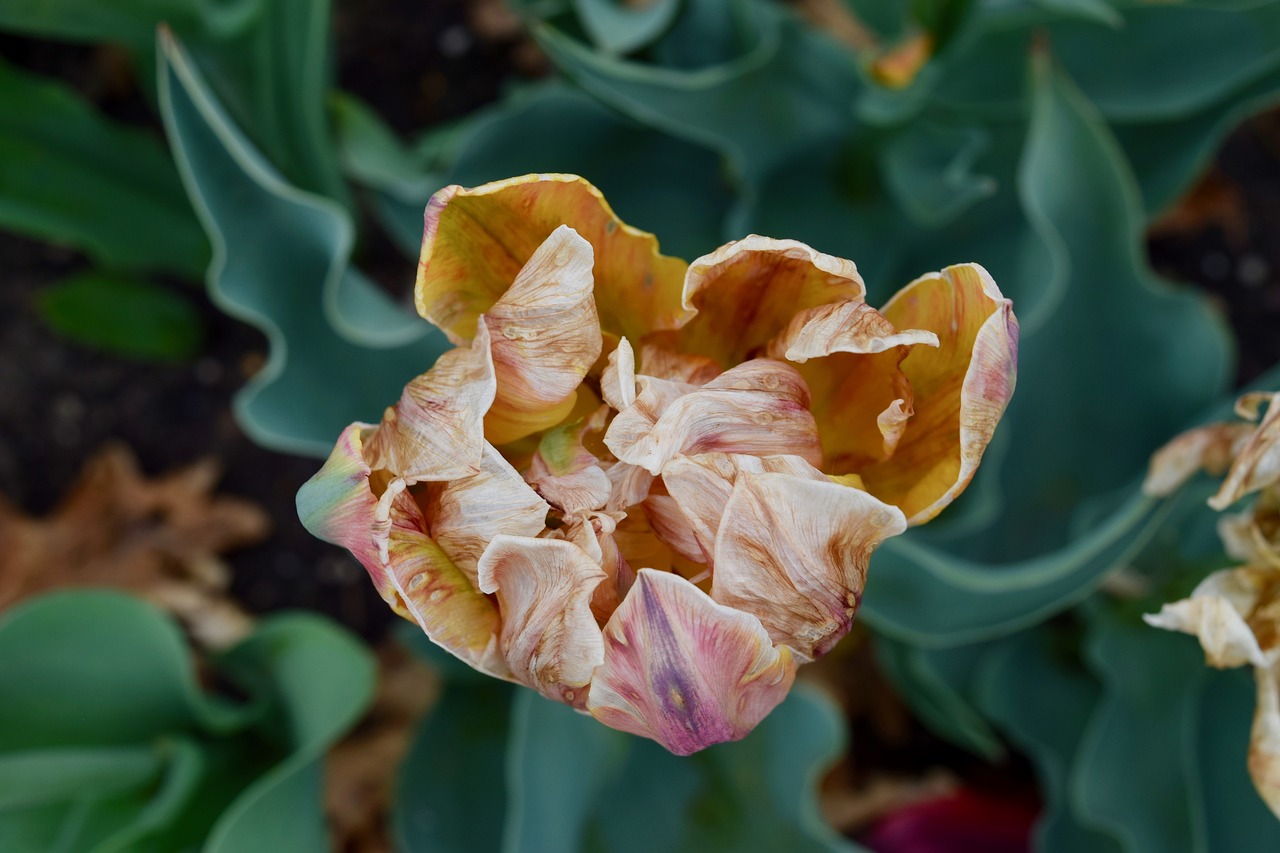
374, 479, 510, 679
424, 443, 550, 586
605, 359, 823, 476
525, 409, 612, 515
1219, 496, 1280, 569
661, 452, 828, 568
601, 337, 638, 412
416, 175, 689, 346
767, 300, 938, 364
587, 569, 797, 755
482, 225, 603, 445
477, 535, 606, 706
1251, 665, 1280, 819
712, 472, 907, 659
365, 320, 496, 483
1143, 566, 1280, 669
1210, 392, 1280, 510
678, 236, 867, 366
1144, 422, 1255, 498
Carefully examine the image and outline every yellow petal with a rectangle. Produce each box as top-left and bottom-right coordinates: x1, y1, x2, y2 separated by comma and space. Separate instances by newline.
416, 174, 689, 345
476, 535, 607, 706
661, 452, 828, 569
1143, 567, 1276, 669
858, 263, 1019, 525
426, 444, 551, 585
1210, 392, 1280, 510
711, 472, 907, 658
677, 236, 866, 366
1144, 422, 1255, 498
587, 569, 797, 755
482, 226, 603, 444
373, 478, 509, 678
604, 359, 823, 476
365, 320, 495, 483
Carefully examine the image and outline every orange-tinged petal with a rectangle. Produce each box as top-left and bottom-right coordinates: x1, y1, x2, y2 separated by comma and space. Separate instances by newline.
637, 343, 722, 385
605, 359, 823, 475
587, 569, 797, 755
297, 424, 402, 612
425, 444, 551, 585
677, 236, 866, 366
365, 320, 495, 483
476, 535, 606, 706
374, 478, 509, 679
1144, 422, 1255, 498
416, 174, 690, 345
643, 493, 705, 564
711, 473, 906, 658
1251, 665, 1280, 819
482, 226, 603, 444
1210, 392, 1280, 510
605, 460, 656, 512
525, 409, 612, 514
859, 263, 1018, 525
661, 452, 828, 568
602, 374, 697, 469
766, 300, 938, 363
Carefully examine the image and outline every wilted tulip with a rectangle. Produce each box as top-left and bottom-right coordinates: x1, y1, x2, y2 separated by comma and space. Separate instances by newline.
1145, 391, 1280, 815
298, 174, 1018, 754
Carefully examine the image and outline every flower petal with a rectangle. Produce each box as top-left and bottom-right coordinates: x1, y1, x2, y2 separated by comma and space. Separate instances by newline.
605, 359, 823, 475
661, 452, 828, 568
1251, 665, 1280, 819
637, 343, 723, 385
677, 236, 866, 365
427, 443, 551, 585
587, 569, 797, 755
605, 461, 656, 512
365, 320, 496, 483
476, 535, 606, 706
601, 337, 637, 412
766, 300, 939, 363
1143, 422, 1255, 498
1210, 392, 1280, 510
416, 174, 689, 345
858, 263, 1019, 525
297, 424, 401, 611
526, 409, 612, 514
482, 225, 603, 444
711, 472, 907, 658
1143, 567, 1275, 669
374, 478, 509, 678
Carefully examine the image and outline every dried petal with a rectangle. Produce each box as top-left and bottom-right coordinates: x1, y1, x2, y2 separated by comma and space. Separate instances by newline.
1251, 665, 1280, 818
587, 569, 797, 755
601, 337, 637, 411
416, 175, 689, 345
605, 461, 656, 512
526, 411, 612, 514
374, 479, 509, 678
476, 536, 606, 706
1144, 422, 1255, 498
678, 236, 866, 365
1143, 567, 1278, 669
605, 359, 823, 475
661, 452, 828, 568
365, 321, 496, 483
297, 424, 401, 610
767, 300, 938, 364
1210, 392, 1280, 510
483, 226, 603, 444
712, 473, 907, 658
427, 444, 551, 585
859, 264, 1018, 525
638, 343, 722, 385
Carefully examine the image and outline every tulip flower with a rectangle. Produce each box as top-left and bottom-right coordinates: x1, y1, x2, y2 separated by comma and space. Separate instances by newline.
1144, 391, 1280, 815
298, 174, 1018, 754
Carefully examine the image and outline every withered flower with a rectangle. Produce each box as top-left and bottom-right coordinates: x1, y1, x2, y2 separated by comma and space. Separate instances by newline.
1145, 391, 1280, 815
299, 175, 1018, 754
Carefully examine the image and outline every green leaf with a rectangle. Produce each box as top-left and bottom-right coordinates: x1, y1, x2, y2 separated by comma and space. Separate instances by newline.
976, 629, 1123, 853
1032, 0, 1122, 27
158, 30, 448, 457
394, 680, 515, 853
535, 0, 863, 178
502, 685, 861, 853
0, 57, 207, 276
0, 591, 224, 750
572, 0, 682, 54
0, 746, 164, 810
37, 273, 204, 362
879, 120, 996, 227
0, 0, 204, 46
873, 637, 1004, 760
205, 614, 376, 853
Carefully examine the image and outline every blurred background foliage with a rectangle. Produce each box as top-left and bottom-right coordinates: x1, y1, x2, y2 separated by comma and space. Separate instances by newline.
3, 0, 1280, 849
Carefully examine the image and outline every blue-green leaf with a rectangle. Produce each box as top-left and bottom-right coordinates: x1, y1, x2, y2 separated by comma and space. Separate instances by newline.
37, 273, 204, 362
